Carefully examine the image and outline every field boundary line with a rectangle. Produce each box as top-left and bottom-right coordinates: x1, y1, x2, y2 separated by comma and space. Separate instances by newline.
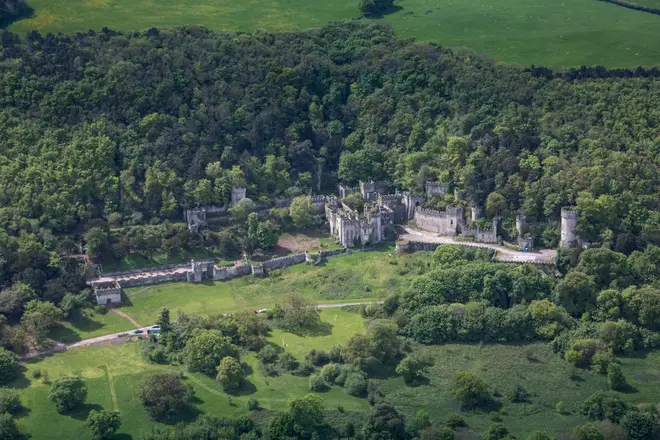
106, 365, 119, 411
186, 374, 224, 396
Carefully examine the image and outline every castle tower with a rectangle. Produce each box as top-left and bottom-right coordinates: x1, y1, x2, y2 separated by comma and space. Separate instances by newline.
230, 187, 247, 206
470, 205, 481, 224
515, 215, 527, 238
560, 209, 579, 248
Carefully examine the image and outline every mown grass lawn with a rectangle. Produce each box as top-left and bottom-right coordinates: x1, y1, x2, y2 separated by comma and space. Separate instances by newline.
118, 245, 424, 328
18, 309, 369, 440
6, 0, 660, 67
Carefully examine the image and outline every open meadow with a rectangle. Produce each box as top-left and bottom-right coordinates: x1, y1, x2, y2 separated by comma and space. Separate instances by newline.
5, 0, 660, 67
19, 324, 660, 439
49, 246, 431, 342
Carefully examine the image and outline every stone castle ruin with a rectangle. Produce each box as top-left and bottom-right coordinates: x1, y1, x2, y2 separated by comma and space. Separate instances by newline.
326, 181, 500, 247
185, 187, 246, 233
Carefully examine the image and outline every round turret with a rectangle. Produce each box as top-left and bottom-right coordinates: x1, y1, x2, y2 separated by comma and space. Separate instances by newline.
560, 208, 579, 247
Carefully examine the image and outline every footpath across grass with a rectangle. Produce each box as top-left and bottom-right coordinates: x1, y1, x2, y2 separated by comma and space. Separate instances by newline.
7, 0, 660, 67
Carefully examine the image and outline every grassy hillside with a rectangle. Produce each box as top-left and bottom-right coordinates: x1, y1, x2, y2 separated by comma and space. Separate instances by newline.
48, 246, 430, 342
6, 0, 660, 67
20, 310, 370, 440
17, 330, 660, 439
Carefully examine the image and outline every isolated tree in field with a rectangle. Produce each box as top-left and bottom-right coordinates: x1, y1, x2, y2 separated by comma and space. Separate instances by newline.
359, 0, 394, 16
184, 329, 240, 376
87, 410, 121, 440
136, 373, 190, 421
362, 402, 407, 440
49, 376, 87, 413
482, 423, 511, 440
274, 293, 320, 330
450, 371, 491, 409
156, 307, 171, 332
395, 356, 429, 383
0, 349, 19, 385
0, 413, 20, 440
0, 388, 21, 414
289, 196, 313, 229
216, 356, 244, 391
607, 363, 626, 391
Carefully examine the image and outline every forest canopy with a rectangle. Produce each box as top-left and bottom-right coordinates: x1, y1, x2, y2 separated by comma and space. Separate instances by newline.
0, 22, 659, 287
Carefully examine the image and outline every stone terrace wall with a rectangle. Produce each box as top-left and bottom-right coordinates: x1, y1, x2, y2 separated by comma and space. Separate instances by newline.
119, 271, 189, 287
103, 262, 191, 277
396, 240, 440, 255
263, 253, 307, 270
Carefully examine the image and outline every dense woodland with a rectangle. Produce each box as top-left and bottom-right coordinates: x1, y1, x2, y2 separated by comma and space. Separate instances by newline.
0, 21, 660, 440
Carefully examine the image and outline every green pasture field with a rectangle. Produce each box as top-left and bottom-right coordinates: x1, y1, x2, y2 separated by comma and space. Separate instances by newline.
376, 343, 660, 437
19, 309, 370, 440
6, 0, 660, 67
49, 246, 430, 342
19, 325, 660, 439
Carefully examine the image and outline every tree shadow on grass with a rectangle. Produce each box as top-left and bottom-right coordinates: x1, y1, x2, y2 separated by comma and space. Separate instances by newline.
8, 369, 31, 390
68, 403, 104, 420
618, 383, 639, 394
162, 405, 203, 425
48, 323, 82, 344
288, 321, 333, 337
110, 434, 134, 440
363, 5, 404, 18
403, 376, 430, 387
226, 380, 257, 396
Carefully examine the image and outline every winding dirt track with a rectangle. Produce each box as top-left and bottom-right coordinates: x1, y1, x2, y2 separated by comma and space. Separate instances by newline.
21, 301, 381, 359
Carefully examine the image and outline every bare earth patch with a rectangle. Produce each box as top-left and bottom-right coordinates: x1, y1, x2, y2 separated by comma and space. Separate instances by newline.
278, 233, 321, 252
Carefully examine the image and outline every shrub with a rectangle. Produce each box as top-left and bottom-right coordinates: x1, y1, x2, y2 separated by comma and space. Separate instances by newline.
320, 363, 341, 385
345, 373, 368, 397
581, 391, 629, 423
293, 361, 315, 377
136, 373, 190, 421
258, 345, 279, 364
86, 410, 121, 440
0, 414, 19, 440
329, 345, 343, 363
450, 371, 491, 409
216, 356, 245, 391
445, 413, 467, 428
555, 401, 567, 414
591, 351, 616, 374
395, 356, 429, 383
247, 397, 259, 411
335, 363, 363, 386
308, 374, 329, 392
607, 364, 627, 391
31, 369, 41, 379
49, 376, 87, 413
278, 352, 299, 371
306, 349, 330, 367
0, 350, 19, 385
0, 389, 21, 414
509, 385, 531, 403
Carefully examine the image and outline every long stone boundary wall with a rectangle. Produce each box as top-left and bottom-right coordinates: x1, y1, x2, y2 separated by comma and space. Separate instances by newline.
102, 262, 192, 277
